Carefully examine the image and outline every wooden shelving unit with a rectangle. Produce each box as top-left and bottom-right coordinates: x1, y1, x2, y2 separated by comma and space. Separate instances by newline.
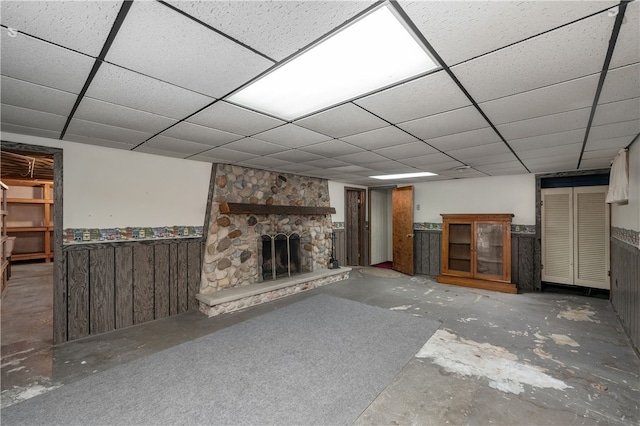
1, 181, 8, 294
4, 178, 54, 262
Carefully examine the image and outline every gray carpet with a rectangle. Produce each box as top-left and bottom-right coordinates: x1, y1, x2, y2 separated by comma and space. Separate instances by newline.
2, 294, 440, 426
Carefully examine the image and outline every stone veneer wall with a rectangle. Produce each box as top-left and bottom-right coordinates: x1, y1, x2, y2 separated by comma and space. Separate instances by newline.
201, 164, 334, 295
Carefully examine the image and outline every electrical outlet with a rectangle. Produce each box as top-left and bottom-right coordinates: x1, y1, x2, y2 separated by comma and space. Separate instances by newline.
416, 204, 421, 210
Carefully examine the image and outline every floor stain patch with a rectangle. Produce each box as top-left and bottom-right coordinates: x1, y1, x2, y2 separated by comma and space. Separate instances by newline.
557, 305, 600, 323
390, 305, 412, 311
416, 330, 571, 395
550, 334, 580, 347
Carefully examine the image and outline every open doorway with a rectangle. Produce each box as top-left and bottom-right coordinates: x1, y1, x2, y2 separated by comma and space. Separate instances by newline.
368, 186, 393, 268
345, 187, 366, 266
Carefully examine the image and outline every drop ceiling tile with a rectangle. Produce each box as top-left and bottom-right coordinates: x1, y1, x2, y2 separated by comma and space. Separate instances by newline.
63, 133, 138, 151
303, 158, 351, 169
133, 145, 190, 159
579, 158, 613, 169
252, 124, 331, 148
582, 148, 621, 160
75, 98, 178, 134
188, 101, 285, 136
85, 63, 214, 119
610, 1, 640, 68
599, 64, 640, 103
105, 1, 273, 98
295, 103, 387, 138
340, 126, 419, 150
525, 154, 579, 167
1, 76, 77, 116
426, 127, 501, 152
476, 160, 529, 172
437, 169, 488, 179
585, 135, 636, 151
480, 74, 599, 125
143, 136, 213, 156
497, 108, 591, 141
401, 0, 617, 65
299, 140, 365, 157
66, 119, 152, 145
593, 98, 640, 126
1, 1, 121, 56
398, 106, 489, 140
366, 161, 418, 173
162, 122, 243, 147
0, 104, 66, 132
372, 141, 438, 160
1, 122, 60, 140
509, 128, 586, 151
223, 138, 288, 156
333, 151, 388, 165
446, 143, 511, 161
167, 1, 373, 61
237, 157, 291, 170
417, 160, 465, 173
326, 165, 373, 174
451, 12, 613, 103
527, 162, 578, 173
354, 71, 470, 123
516, 143, 583, 160
1, 32, 95, 93
267, 150, 324, 163
400, 152, 456, 167
465, 153, 519, 167
273, 163, 323, 174
477, 165, 529, 176
588, 119, 640, 141
191, 147, 257, 163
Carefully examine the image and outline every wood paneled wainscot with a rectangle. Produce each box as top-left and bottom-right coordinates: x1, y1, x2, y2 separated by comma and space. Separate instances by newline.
438, 214, 517, 294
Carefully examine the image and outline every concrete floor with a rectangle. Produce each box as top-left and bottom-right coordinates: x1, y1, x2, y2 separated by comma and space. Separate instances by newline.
1, 262, 639, 425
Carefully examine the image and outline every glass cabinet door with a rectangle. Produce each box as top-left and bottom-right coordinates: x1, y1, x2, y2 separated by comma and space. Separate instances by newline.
475, 222, 504, 279
448, 223, 471, 273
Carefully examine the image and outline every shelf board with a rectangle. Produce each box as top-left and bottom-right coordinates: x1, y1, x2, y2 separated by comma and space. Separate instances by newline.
449, 256, 471, 261
8, 226, 51, 232
7, 198, 53, 204
220, 202, 336, 216
11, 252, 53, 261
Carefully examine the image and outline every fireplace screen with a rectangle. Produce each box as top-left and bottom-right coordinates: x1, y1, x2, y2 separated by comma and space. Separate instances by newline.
261, 233, 302, 281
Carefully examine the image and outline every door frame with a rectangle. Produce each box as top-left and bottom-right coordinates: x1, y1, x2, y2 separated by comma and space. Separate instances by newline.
1, 140, 64, 343
367, 185, 396, 266
535, 169, 610, 291
345, 187, 366, 266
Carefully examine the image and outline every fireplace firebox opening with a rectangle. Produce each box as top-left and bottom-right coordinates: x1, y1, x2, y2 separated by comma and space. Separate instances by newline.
261, 233, 303, 281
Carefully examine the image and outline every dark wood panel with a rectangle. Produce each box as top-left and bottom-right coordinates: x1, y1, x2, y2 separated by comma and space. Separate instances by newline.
115, 246, 134, 329
54, 250, 68, 344
67, 250, 89, 341
187, 241, 201, 311
154, 244, 170, 319
333, 229, 346, 268
133, 245, 155, 324
89, 247, 115, 334
429, 232, 441, 276
511, 236, 519, 285
177, 243, 189, 314
414, 231, 433, 276
220, 202, 335, 215
517, 236, 535, 291
610, 238, 639, 352
169, 243, 178, 316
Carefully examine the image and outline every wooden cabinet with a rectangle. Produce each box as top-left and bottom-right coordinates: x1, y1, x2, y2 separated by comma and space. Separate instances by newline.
4, 178, 54, 262
1, 181, 8, 294
437, 213, 517, 293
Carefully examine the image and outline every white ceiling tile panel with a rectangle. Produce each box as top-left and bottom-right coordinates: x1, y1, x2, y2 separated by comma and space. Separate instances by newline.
508, 128, 586, 151
143, 136, 213, 156
237, 157, 291, 170
579, 158, 614, 169
437, 170, 487, 179
497, 108, 591, 141
66, 119, 152, 145
167, 1, 374, 61
252, 124, 331, 148
593, 98, 640, 126
418, 161, 465, 173
478, 166, 529, 176
63, 133, 138, 151
333, 151, 388, 165
372, 141, 439, 160
584, 135, 636, 151
581, 148, 621, 160
271, 163, 323, 174
354, 71, 470, 123
132, 145, 190, 159
446, 143, 511, 161
295, 103, 387, 138
400, 152, 456, 167
1, 32, 95, 94
477, 160, 530, 172
1, 76, 77, 116
75, 98, 178, 134
303, 158, 351, 169
480, 74, 599, 125
188, 101, 285, 136
524, 154, 579, 168
366, 161, 418, 172
397, 106, 489, 140
223, 138, 288, 156
401, 1, 616, 65
528, 162, 579, 173
426, 127, 501, 152
610, 1, 640, 68
105, 1, 273, 98
598, 63, 640, 103
326, 165, 373, 174
191, 147, 257, 163
516, 143, 583, 160
0, 104, 66, 132
588, 119, 640, 141
339, 126, 419, 150
0, 122, 61, 140
85, 63, 214, 119
465, 153, 519, 167
162, 122, 243, 147
0, 1, 121, 56
266, 150, 324, 163
451, 12, 613, 103
299, 140, 365, 157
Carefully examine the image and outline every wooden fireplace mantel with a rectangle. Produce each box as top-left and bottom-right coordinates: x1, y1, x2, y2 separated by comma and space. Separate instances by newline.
219, 202, 336, 216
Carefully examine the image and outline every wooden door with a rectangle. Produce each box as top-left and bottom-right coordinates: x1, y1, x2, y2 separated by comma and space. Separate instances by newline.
392, 186, 414, 275
345, 188, 365, 266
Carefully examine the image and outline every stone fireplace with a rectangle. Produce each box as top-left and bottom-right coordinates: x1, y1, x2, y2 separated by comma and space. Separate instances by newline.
259, 233, 309, 281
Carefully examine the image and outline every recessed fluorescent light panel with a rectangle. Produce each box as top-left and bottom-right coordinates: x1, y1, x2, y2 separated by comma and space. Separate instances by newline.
370, 172, 437, 180
227, 4, 439, 120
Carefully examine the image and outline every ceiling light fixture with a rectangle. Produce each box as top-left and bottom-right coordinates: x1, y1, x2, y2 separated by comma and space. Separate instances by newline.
227, 4, 439, 121
370, 172, 437, 180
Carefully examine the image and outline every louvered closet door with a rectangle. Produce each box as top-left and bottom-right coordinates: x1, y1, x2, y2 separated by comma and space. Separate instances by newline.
574, 186, 609, 289
542, 188, 574, 285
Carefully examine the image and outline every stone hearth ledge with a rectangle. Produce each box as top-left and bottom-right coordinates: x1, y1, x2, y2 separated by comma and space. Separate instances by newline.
197, 267, 352, 317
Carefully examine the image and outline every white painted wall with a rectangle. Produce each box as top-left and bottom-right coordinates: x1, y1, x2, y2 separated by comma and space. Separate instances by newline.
328, 180, 367, 223
413, 174, 536, 225
2, 132, 212, 228
611, 141, 640, 242
370, 188, 392, 264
